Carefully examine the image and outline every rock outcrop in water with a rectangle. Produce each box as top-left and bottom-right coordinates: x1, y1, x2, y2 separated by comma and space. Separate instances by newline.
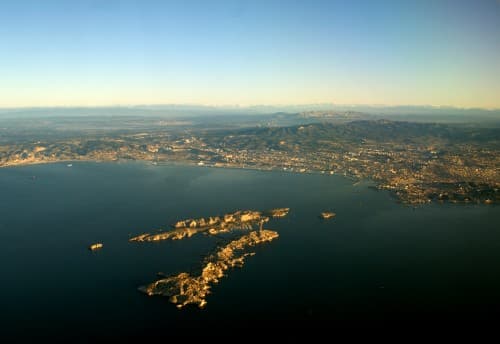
138, 230, 279, 309
129, 227, 203, 242
89, 243, 103, 251
129, 209, 272, 243
320, 211, 336, 219
265, 208, 290, 218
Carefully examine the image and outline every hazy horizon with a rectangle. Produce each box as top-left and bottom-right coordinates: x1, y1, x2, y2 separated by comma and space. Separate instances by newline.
1, 0, 499, 108
1, 103, 500, 111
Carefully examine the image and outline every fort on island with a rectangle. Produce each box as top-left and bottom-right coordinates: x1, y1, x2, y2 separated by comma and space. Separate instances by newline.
132, 208, 289, 309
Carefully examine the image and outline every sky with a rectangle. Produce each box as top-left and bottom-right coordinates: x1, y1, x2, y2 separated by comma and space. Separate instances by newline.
1, 0, 499, 108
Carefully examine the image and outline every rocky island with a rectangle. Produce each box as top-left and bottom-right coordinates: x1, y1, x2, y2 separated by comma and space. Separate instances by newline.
320, 212, 336, 219
89, 243, 103, 251
139, 230, 279, 309
129, 209, 272, 243
266, 208, 290, 218
133, 209, 289, 309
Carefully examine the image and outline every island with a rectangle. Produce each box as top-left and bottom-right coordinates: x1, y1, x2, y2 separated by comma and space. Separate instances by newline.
320, 212, 336, 219
266, 208, 290, 217
133, 208, 289, 309
139, 230, 279, 309
89, 243, 103, 251
130, 209, 276, 243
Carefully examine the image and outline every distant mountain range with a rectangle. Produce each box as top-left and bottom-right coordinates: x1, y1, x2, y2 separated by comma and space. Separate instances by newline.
1, 104, 499, 124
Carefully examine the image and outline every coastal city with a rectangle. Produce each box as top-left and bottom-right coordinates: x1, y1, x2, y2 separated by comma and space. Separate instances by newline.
0, 118, 499, 205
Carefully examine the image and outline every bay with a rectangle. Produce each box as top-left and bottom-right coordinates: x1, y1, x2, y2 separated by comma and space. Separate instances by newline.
1, 162, 499, 337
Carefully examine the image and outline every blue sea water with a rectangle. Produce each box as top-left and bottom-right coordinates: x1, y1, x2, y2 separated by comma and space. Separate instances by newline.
1, 162, 499, 337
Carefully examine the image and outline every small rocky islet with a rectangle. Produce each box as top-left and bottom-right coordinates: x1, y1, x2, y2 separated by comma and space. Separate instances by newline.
320, 211, 336, 219
88, 243, 103, 251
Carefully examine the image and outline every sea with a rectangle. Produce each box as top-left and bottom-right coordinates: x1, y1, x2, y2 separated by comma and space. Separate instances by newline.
1, 161, 499, 338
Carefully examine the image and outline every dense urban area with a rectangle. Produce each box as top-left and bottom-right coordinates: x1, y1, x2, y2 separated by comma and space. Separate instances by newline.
1, 114, 499, 205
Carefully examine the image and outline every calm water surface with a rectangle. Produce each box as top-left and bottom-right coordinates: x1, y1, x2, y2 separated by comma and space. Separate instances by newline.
1, 162, 499, 337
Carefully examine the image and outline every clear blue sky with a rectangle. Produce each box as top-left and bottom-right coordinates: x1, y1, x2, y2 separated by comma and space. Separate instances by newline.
1, 0, 499, 108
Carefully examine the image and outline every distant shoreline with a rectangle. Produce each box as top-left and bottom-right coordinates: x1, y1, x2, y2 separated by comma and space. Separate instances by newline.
2, 158, 495, 207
